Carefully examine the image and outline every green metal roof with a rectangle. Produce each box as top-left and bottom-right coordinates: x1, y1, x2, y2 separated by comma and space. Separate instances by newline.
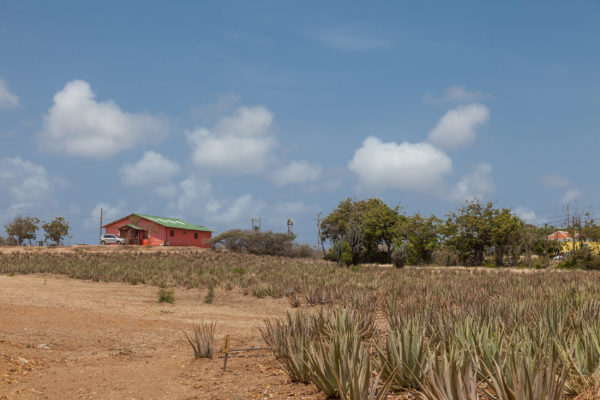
124, 223, 143, 230
135, 214, 214, 232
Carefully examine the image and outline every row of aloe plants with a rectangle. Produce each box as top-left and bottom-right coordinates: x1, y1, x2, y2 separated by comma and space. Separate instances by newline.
262, 298, 600, 399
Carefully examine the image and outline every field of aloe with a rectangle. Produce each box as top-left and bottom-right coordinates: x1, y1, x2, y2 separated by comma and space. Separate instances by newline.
2, 248, 600, 399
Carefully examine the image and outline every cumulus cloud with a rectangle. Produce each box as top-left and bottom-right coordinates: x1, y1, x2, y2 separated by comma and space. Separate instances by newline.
561, 188, 582, 204
191, 92, 241, 121
186, 106, 276, 175
84, 201, 128, 230
171, 176, 266, 227
0, 79, 19, 109
428, 104, 490, 149
0, 158, 67, 212
39, 80, 169, 158
348, 136, 452, 192
450, 163, 495, 202
0, 157, 66, 224
541, 173, 569, 188
514, 206, 537, 224
271, 160, 322, 186
118, 151, 180, 196
0, 157, 52, 204
423, 86, 490, 104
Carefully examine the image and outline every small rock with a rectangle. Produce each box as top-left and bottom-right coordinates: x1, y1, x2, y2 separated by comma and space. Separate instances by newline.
37, 343, 50, 350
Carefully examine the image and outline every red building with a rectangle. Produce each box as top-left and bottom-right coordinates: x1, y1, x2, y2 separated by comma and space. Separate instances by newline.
103, 213, 214, 247
547, 231, 573, 242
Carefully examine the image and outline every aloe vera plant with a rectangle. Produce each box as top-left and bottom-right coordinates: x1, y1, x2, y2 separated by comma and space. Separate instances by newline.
374, 318, 428, 390
483, 348, 568, 400
260, 311, 315, 383
184, 321, 216, 359
421, 349, 479, 400
454, 318, 506, 380
561, 324, 600, 395
307, 329, 392, 400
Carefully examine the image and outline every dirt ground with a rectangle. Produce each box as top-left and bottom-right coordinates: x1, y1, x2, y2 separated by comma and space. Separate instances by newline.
0, 273, 323, 400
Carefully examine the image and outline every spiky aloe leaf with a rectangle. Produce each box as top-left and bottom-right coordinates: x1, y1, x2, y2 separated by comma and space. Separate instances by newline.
484, 347, 568, 400
374, 319, 428, 390
421, 349, 479, 400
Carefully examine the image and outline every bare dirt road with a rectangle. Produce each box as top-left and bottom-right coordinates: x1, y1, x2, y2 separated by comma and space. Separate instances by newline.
0, 274, 322, 400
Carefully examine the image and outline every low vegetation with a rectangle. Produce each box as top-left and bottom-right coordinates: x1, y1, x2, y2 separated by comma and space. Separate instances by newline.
3, 248, 600, 398
157, 284, 174, 303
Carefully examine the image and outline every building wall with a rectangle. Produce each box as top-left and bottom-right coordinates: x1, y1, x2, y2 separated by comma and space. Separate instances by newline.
104, 215, 211, 248
164, 227, 212, 248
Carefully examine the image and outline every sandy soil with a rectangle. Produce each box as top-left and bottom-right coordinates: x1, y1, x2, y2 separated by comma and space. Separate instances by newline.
0, 274, 323, 400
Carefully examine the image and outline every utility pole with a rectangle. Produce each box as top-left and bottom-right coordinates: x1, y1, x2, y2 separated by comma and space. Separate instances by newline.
99, 208, 103, 244
316, 212, 324, 256
251, 218, 261, 234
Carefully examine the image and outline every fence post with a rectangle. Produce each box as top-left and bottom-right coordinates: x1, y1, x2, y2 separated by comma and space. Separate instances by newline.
222, 335, 230, 372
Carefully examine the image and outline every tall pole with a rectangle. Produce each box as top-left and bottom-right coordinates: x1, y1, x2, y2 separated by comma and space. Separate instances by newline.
316, 212, 324, 256
99, 208, 103, 244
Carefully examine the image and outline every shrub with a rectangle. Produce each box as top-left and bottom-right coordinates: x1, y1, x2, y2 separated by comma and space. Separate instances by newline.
204, 287, 214, 304
158, 285, 174, 303
212, 229, 312, 258
330, 240, 353, 266
391, 243, 408, 268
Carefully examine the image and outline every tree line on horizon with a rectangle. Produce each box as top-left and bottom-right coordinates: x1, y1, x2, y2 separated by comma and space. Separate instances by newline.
320, 197, 600, 268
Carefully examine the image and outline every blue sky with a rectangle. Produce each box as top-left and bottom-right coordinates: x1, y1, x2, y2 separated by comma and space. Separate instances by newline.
1, 1, 599, 244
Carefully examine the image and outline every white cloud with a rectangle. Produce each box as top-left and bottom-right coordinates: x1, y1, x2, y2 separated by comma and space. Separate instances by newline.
84, 201, 128, 230
186, 105, 276, 175
170, 176, 266, 228
348, 136, 452, 192
428, 103, 490, 149
210, 194, 267, 225
514, 207, 537, 224
561, 189, 582, 204
450, 163, 495, 201
423, 86, 490, 104
118, 151, 180, 194
0, 157, 66, 226
541, 173, 569, 188
0, 157, 51, 204
39, 80, 169, 158
0, 79, 19, 109
191, 92, 241, 121
271, 160, 322, 186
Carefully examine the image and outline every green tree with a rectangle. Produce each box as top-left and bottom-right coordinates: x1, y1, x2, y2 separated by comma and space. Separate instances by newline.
491, 209, 524, 266
42, 217, 71, 245
320, 197, 360, 243
443, 200, 496, 266
212, 229, 308, 257
320, 198, 404, 263
212, 229, 250, 252
4, 216, 40, 245
361, 198, 406, 260
405, 214, 441, 264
